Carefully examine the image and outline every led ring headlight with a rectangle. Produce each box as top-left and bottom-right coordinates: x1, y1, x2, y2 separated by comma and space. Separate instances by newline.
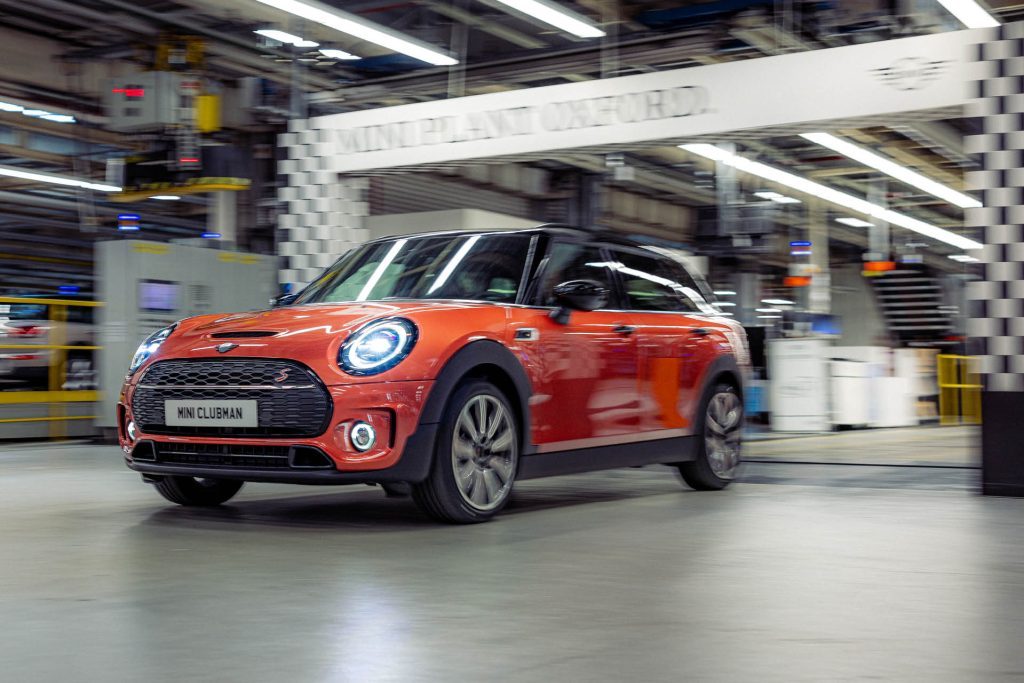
128, 324, 177, 374
339, 318, 418, 376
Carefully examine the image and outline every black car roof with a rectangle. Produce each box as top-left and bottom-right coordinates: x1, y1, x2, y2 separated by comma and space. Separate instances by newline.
364, 223, 648, 249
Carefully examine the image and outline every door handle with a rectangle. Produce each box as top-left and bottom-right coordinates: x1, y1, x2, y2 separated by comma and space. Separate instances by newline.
613, 324, 636, 336
690, 327, 710, 337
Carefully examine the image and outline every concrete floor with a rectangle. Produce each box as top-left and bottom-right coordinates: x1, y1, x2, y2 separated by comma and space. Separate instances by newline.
747, 424, 977, 467
1, 432, 1021, 682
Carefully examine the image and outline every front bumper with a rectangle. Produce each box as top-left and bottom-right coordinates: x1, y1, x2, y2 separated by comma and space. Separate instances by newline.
126, 421, 439, 484
119, 379, 438, 483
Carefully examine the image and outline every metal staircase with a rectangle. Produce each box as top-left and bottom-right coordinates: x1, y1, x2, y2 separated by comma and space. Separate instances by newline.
869, 267, 956, 347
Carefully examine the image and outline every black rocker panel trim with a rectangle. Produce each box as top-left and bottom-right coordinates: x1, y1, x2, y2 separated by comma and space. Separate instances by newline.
516, 435, 698, 480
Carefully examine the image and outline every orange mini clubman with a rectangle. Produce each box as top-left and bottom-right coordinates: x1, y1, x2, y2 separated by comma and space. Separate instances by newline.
119, 226, 749, 523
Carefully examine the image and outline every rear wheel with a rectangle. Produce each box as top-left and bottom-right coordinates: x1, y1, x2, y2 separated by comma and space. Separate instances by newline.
412, 381, 519, 523
678, 382, 742, 491
152, 476, 244, 506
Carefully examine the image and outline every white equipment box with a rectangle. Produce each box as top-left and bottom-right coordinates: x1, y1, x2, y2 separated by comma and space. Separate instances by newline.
96, 240, 277, 429
767, 338, 831, 432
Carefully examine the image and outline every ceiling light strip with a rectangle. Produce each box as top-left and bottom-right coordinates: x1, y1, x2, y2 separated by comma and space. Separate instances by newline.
801, 132, 981, 209
252, 0, 457, 65
935, 0, 999, 28
490, 0, 605, 38
0, 165, 120, 193
680, 144, 982, 251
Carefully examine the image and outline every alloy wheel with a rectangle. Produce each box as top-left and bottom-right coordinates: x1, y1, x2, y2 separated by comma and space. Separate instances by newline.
704, 390, 742, 479
451, 394, 517, 511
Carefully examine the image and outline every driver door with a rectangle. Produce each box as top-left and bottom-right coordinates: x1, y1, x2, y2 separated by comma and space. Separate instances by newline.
516, 241, 644, 449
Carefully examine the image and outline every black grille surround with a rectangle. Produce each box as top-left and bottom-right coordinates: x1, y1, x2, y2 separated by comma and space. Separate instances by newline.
131, 358, 332, 438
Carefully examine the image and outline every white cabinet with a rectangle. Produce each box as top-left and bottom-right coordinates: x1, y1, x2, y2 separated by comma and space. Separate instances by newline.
768, 338, 831, 432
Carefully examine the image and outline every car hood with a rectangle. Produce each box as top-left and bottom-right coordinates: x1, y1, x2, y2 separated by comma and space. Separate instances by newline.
175, 300, 501, 344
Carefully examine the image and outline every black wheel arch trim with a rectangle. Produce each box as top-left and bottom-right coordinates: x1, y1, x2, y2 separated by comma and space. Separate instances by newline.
702, 355, 745, 399
417, 339, 534, 451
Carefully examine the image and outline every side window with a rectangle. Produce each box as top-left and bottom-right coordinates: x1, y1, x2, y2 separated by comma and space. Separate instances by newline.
612, 250, 702, 313
534, 242, 614, 307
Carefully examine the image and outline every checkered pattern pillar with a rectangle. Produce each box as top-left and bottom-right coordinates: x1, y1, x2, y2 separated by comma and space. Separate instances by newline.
278, 120, 369, 290
967, 22, 1024, 495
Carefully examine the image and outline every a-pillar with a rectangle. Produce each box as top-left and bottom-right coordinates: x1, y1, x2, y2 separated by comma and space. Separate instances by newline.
967, 21, 1024, 495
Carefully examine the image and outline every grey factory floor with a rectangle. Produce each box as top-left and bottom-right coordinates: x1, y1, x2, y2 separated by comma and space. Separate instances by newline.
2, 425, 1023, 682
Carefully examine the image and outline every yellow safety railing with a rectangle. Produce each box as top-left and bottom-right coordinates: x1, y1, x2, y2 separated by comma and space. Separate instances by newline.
0, 296, 103, 439
937, 354, 981, 425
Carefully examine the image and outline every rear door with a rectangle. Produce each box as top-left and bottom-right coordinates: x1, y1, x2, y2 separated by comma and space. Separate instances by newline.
607, 248, 715, 435
515, 240, 644, 449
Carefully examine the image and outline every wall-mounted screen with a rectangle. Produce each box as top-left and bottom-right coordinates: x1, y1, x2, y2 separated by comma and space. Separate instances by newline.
139, 280, 178, 312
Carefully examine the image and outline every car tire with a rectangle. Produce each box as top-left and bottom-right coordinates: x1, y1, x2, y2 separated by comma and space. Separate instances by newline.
152, 476, 244, 506
678, 382, 742, 491
412, 380, 519, 524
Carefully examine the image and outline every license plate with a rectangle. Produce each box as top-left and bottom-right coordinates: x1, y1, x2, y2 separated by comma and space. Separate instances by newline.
164, 400, 258, 427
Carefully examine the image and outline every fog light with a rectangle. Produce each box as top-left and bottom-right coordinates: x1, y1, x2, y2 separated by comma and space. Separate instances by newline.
126, 420, 137, 442
350, 421, 376, 452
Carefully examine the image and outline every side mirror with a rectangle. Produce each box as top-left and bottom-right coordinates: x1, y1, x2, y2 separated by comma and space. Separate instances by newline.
550, 279, 609, 324
270, 293, 298, 308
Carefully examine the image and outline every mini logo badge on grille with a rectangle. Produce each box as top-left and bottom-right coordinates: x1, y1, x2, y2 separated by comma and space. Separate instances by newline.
215, 343, 238, 353
273, 368, 291, 383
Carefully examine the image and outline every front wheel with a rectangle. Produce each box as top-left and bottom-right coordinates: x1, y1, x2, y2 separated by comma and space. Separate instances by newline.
152, 476, 244, 506
412, 381, 519, 523
678, 382, 742, 491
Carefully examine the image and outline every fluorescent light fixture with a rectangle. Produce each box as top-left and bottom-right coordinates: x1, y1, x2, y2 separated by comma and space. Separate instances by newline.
836, 217, 875, 228
762, 298, 794, 305
491, 0, 605, 38
716, 302, 737, 307
253, 0, 458, 66
936, 0, 999, 28
150, 195, 181, 201
949, 254, 980, 263
255, 29, 319, 47
118, 224, 140, 231
756, 308, 782, 313
754, 190, 801, 204
713, 290, 736, 296
757, 315, 782, 319
801, 132, 982, 209
201, 231, 222, 239
0, 100, 75, 124
320, 48, 360, 60
0, 165, 121, 193
680, 143, 983, 251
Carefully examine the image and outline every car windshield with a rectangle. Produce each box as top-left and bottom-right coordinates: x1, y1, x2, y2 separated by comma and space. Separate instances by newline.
295, 232, 534, 305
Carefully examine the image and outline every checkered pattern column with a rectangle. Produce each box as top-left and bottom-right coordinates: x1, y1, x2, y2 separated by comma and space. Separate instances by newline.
967, 22, 1024, 495
967, 23, 1024, 392
278, 119, 369, 290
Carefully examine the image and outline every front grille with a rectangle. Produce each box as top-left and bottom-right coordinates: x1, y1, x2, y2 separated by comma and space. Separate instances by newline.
132, 358, 331, 438
154, 442, 292, 469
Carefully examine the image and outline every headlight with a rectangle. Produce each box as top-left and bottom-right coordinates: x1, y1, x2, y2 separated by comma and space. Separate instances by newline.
339, 318, 417, 376
128, 324, 176, 374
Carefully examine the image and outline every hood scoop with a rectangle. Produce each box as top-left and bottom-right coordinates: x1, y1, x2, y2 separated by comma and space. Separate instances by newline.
210, 330, 279, 339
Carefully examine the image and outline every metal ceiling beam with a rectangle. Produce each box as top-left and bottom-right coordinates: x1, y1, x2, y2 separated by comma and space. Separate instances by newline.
420, 1, 547, 49
90, 0, 341, 92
